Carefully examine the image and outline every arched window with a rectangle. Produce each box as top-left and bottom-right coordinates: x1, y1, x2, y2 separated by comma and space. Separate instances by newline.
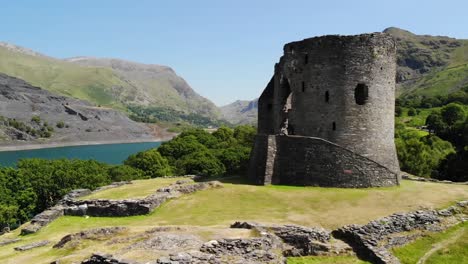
355, 83, 369, 105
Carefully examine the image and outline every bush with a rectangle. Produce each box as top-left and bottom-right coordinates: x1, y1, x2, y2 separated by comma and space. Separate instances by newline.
56, 121, 65, 128
125, 149, 172, 178
31, 116, 41, 124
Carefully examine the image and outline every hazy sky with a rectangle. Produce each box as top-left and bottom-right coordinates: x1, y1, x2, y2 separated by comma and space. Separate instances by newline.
1, 0, 467, 106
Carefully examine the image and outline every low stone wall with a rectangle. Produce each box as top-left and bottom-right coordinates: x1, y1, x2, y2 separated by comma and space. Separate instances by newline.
14, 240, 50, 251
250, 134, 399, 188
64, 181, 222, 217
20, 180, 222, 235
332, 201, 467, 264
21, 182, 131, 235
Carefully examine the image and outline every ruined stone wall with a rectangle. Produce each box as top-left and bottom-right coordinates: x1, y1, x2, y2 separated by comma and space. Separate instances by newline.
258, 33, 400, 175
249, 135, 398, 188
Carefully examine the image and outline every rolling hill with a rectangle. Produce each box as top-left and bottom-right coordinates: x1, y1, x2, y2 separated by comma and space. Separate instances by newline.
0, 42, 220, 118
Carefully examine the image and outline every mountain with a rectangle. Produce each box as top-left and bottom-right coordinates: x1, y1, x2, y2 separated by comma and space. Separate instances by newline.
384, 27, 468, 97
221, 28, 468, 123
0, 42, 220, 118
0, 73, 162, 145
220, 99, 258, 125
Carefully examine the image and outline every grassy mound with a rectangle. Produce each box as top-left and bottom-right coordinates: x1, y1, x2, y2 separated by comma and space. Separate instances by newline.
0, 178, 467, 264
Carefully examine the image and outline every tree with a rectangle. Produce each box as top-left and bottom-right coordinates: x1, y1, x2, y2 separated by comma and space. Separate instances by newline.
108, 165, 145, 182
440, 103, 465, 126
158, 135, 208, 163
395, 106, 403, 117
124, 149, 172, 178
233, 125, 256, 147
214, 146, 251, 175
407, 108, 417, 116
179, 129, 219, 148
175, 150, 226, 177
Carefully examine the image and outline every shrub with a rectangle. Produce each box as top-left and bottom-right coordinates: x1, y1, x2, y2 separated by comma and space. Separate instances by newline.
31, 116, 41, 124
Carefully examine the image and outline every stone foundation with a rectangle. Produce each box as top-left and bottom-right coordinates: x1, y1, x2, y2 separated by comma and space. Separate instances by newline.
249, 134, 399, 187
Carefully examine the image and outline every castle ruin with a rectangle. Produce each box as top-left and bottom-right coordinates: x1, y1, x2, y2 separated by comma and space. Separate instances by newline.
248, 33, 400, 188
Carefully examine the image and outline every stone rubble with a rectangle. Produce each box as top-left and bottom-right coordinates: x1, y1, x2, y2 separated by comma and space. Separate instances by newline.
14, 240, 50, 251
54, 227, 128, 249
0, 238, 21, 246
332, 201, 467, 264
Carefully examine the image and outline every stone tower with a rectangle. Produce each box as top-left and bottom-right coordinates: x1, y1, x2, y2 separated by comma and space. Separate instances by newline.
249, 33, 400, 188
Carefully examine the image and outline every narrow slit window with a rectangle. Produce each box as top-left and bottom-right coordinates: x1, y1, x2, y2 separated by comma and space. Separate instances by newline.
305, 54, 309, 64
355, 83, 369, 105
332, 122, 336, 131
325, 91, 330, 103
302, 82, 306, 92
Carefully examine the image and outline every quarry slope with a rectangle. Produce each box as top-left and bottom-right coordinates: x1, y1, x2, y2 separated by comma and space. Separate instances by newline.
0, 73, 159, 146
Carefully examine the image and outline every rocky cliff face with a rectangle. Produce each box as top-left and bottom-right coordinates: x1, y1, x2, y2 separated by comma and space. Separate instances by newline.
220, 99, 258, 125
0, 73, 155, 145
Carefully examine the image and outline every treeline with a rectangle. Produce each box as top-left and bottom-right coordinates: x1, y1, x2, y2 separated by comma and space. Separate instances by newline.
124, 125, 256, 177
0, 159, 144, 230
396, 85, 468, 109
395, 102, 467, 181
127, 105, 230, 128
0, 126, 256, 231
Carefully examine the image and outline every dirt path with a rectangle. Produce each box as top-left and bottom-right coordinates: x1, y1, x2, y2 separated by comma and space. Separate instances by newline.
416, 227, 465, 264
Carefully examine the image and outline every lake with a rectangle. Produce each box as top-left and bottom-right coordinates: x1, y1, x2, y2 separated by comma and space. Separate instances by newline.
0, 141, 162, 167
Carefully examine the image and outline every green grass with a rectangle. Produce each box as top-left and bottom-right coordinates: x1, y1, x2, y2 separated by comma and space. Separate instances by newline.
79, 177, 190, 200
393, 222, 467, 264
288, 255, 370, 264
397, 107, 437, 128
401, 64, 468, 97
1, 179, 466, 264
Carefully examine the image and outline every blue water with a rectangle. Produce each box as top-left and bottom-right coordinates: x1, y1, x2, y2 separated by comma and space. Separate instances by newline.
0, 142, 162, 167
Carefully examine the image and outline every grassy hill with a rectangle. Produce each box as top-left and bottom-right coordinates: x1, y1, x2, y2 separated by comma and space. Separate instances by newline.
0, 177, 466, 263
384, 27, 468, 97
0, 42, 220, 118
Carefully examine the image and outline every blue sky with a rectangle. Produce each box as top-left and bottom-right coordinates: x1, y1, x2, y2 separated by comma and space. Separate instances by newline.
1, 0, 467, 106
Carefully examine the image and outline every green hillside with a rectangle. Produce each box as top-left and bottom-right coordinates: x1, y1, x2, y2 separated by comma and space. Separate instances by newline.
384, 27, 468, 97
0, 43, 220, 118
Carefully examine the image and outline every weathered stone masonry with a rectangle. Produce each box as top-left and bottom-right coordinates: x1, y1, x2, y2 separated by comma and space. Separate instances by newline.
249, 33, 400, 187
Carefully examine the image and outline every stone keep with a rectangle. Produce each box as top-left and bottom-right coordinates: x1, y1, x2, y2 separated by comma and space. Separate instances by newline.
248, 33, 400, 187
